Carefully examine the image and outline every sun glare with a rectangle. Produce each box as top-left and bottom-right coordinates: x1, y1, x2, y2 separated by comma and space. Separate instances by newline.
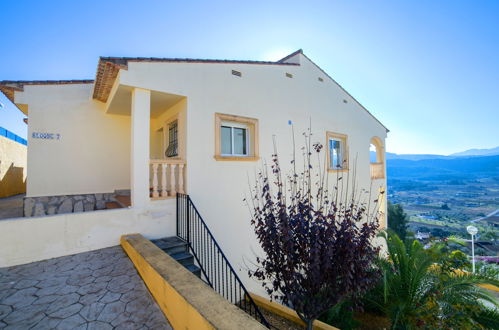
260, 48, 296, 62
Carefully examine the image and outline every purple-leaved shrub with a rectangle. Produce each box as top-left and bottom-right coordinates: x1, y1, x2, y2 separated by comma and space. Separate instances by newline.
247, 128, 383, 329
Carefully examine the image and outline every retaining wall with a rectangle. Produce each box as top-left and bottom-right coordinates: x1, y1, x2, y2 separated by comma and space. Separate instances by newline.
0, 199, 176, 267
23, 192, 115, 217
0, 135, 27, 198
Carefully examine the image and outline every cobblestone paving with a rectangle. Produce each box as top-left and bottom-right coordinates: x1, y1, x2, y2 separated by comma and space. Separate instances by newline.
0, 246, 172, 329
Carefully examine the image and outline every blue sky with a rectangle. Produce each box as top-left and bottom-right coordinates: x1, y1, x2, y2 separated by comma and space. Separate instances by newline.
0, 0, 497, 154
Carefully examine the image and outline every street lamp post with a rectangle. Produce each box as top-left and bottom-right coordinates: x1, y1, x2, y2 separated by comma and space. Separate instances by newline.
467, 225, 478, 273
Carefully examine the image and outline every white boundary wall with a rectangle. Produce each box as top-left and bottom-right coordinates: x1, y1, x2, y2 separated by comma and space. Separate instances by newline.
0, 200, 176, 267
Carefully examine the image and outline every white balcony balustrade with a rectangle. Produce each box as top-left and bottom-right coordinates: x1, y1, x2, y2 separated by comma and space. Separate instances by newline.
150, 159, 185, 199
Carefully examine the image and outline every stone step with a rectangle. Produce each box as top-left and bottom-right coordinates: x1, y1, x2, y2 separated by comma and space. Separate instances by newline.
152, 237, 201, 278
114, 195, 131, 208
105, 201, 123, 209
152, 237, 188, 255
185, 264, 202, 277
169, 251, 194, 266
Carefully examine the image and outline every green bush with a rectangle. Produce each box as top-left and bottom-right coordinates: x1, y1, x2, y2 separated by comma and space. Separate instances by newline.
362, 231, 499, 329
319, 300, 360, 330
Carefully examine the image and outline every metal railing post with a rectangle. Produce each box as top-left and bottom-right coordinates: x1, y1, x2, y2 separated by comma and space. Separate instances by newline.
176, 194, 179, 237
175, 194, 270, 328
186, 196, 191, 245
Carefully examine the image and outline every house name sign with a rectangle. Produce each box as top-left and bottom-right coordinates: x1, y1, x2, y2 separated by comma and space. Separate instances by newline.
32, 132, 61, 140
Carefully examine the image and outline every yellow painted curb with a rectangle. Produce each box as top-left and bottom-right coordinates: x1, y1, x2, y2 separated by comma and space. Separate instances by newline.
249, 293, 339, 330
121, 234, 214, 329
121, 234, 265, 330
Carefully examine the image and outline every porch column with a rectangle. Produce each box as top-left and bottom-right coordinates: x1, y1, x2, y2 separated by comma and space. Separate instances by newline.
131, 88, 151, 208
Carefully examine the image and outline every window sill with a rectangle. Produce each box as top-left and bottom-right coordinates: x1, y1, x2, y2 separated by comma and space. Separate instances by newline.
327, 168, 349, 173
214, 155, 260, 162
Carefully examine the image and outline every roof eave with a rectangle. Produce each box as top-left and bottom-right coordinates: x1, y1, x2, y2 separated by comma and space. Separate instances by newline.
92, 56, 300, 103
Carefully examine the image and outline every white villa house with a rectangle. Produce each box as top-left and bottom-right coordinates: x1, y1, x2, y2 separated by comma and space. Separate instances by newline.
0, 50, 388, 297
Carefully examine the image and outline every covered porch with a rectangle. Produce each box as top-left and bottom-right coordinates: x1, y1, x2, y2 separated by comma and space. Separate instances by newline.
105, 85, 187, 207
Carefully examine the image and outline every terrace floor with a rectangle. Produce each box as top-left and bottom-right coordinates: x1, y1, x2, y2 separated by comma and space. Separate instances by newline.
0, 246, 171, 329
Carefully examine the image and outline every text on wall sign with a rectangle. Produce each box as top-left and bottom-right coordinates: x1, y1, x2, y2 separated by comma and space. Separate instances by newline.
32, 132, 61, 140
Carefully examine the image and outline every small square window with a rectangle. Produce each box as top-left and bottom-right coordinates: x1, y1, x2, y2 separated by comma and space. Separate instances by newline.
326, 132, 348, 171
215, 113, 259, 161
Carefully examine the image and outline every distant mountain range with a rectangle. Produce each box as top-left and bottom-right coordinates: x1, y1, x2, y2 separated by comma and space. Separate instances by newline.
380, 146, 499, 181
450, 146, 499, 157
387, 155, 499, 181
384, 146, 499, 161
385, 153, 447, 161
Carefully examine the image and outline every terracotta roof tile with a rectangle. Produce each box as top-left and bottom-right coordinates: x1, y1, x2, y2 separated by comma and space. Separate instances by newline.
0, 80, 93, 103
100, 56, 300, 66
93, 61, 125, 103
0, 80, 94, 85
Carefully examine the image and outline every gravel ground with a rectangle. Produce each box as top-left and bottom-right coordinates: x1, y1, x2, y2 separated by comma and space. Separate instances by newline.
260, 308, 304, 329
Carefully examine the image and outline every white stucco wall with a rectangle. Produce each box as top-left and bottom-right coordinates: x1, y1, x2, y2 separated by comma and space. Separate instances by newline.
0, 199, 176, 267
15, 83, 131, 197
119, 53, 388, 294
9, 54, 387, 295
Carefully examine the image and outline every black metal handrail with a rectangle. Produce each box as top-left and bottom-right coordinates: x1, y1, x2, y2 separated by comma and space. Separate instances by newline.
176, 193, 270, 328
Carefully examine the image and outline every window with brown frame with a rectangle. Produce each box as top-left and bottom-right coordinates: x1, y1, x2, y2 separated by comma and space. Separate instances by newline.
214, 113, 259, 161
326, 131, 348, 171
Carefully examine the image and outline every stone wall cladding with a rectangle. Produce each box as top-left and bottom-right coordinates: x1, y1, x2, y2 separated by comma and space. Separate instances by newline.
23, 193, 116, 217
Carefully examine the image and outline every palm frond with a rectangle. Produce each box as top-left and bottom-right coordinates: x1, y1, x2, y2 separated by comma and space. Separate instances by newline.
473, 307, 499, 329
367, 230, 499, 329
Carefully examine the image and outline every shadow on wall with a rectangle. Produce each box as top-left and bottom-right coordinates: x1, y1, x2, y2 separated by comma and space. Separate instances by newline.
0, 162, 26, 198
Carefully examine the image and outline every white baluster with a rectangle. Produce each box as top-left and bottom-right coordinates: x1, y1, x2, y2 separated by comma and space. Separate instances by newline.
161, 163, 168, 198
178, 164, 185, 194
152, 163, 159, 198
170, 164, 177, 196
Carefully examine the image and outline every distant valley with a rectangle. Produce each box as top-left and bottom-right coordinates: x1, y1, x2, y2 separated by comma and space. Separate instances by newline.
385, 146, 499, 244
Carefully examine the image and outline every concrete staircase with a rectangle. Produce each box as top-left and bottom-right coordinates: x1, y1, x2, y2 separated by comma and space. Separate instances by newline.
151, 237, 202, 278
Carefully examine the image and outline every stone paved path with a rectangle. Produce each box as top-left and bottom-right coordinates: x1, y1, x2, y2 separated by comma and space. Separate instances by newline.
0, 246, 172, 329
